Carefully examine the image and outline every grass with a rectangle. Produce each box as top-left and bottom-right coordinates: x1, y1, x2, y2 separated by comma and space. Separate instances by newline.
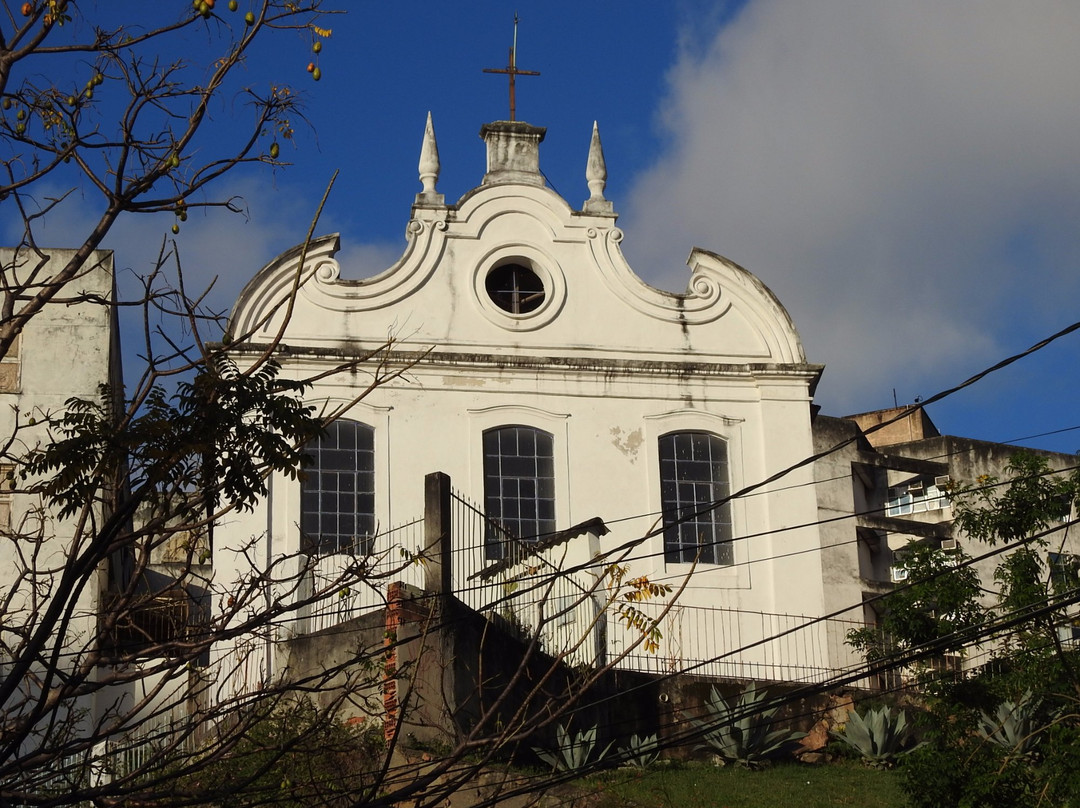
573, 761, 908, 808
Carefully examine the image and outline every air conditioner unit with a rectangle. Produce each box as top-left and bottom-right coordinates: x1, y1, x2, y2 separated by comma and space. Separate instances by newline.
934, 475, 952, 488
907, 481, 925, 494
890, 566, 910, 583
940, 538, 959, 552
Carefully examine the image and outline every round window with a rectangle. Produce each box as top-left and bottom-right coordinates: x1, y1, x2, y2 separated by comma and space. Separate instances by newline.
485, 263, 546, 314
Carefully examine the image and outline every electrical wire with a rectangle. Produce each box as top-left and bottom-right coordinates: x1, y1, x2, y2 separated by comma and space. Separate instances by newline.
9, 318, 1080, 804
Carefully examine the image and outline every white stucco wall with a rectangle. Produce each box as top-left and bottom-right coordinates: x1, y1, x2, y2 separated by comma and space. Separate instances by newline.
0, 247, 120, 738
220, 120, 828, 675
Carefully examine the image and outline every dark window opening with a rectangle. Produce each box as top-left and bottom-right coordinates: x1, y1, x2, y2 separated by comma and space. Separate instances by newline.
486, 263, 546, 314
483, 425, 556, 559
659, 431, 733, 565
300, 420, 375, 555
104, 586, 211, 665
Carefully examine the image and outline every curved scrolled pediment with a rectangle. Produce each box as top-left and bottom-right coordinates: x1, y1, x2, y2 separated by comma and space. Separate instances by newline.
585, 226, 728, 324
228, 215, 449, 342
684, 248, 807, 365
229, 234, 343, 341
585, 227, 807, 364
228, 159, 809, 370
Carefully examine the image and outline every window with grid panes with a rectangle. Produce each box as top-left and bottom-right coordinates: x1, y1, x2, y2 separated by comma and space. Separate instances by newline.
659, 432, 733, 565
300, 420, 375, 555
0, 464, 11, 531
483, 426, 555, 559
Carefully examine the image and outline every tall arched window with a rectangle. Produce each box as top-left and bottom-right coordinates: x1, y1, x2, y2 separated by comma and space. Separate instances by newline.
300, 420, 375, 555
659, 431, 733, 565
483, 426, 556, 559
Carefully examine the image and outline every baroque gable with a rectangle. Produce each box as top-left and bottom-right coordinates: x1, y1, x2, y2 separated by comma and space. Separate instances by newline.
230, 118, 812, 377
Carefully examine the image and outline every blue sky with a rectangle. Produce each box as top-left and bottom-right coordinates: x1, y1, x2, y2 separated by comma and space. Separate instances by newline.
9, 1, 1080, 455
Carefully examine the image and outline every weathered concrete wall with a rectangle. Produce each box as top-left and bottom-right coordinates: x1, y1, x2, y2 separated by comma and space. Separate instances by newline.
0, 247, 122, 739
813, 415, 877, 620
388, 588, 637, 751
657, 674, 859, 762
847, 406, 940, 449
283, 581, 857, 765
282, 605, 388, 721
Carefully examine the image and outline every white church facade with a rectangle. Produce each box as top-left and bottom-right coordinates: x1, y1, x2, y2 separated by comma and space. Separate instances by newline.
218, 114, 854, 685
6, 117, 1074, 752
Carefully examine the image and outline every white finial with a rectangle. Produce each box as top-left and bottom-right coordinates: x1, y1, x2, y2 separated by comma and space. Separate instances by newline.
416, 111, 444, 205
583, 121, 614, 214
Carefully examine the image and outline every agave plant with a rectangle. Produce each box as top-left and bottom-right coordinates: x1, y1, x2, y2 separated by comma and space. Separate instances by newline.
976, 691, 1042, 756
831, 705, 922, 768
617, 732, 661, 769
692, 683, 804, 769
533, 723, 612, 773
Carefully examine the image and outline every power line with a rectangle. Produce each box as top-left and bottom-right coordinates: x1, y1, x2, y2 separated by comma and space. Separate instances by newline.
1001, 423, 1080, 446
10, 319, 1080, 802
473, 316, 1080, 596
434, 460, 1080, 611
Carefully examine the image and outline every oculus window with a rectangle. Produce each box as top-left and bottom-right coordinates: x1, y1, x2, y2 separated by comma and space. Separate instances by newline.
659, 431, 733, 565
485, 263, 546, 314
300, 420, 375, 555
483, 426, 556, 559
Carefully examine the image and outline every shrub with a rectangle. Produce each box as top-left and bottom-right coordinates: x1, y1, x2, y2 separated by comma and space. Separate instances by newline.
975, 690, 1041, 756
182, 700, 383, 807
534, 723, 612, 773
899, 692, 1080, 808
831, 705, 921, 768
617, 733, 661, 769
692, 683, 804, 769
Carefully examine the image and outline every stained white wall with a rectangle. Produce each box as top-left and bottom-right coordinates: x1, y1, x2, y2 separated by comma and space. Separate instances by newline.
0, 247, 119, 740
220, 121, 828, 666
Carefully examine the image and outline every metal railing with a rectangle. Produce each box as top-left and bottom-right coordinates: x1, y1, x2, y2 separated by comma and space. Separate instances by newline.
448, 489, 496, 611
300, 518, 427, 635
448, 489, 606, 667
283, 474, 898, 687
8, 714, 201, 806
610, 600, 881, 686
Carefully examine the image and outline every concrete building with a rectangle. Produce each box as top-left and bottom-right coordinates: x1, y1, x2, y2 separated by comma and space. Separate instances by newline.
0, 246, 123, 752
813, 405, 1080, 677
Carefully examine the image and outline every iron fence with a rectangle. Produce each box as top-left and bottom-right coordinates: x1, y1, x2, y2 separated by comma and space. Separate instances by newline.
449, 489, 606, 667
300, 518, 427, 635
283, 474, 899, 687
609, 600, 882, 686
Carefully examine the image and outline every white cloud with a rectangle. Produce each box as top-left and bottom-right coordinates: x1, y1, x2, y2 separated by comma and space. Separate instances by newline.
332, 241, 409, 281
1, 170, 406, 354
622, 0, 1080, 415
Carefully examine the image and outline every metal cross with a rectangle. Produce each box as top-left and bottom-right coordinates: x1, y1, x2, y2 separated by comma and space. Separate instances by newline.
482, 14, 540, 122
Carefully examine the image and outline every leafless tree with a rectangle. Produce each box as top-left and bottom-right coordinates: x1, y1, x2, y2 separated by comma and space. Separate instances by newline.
0, 6, 683, 805
0, 0, 334, 359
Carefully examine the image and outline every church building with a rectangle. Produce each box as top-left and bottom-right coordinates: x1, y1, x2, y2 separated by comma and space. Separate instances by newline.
220, 112, 837, 683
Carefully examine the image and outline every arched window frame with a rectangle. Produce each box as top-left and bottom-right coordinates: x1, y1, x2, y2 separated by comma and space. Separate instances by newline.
642, 410, 746, 584
481, 424, 557, 560
658, 431, 734, 566
299, 419, 376, 556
